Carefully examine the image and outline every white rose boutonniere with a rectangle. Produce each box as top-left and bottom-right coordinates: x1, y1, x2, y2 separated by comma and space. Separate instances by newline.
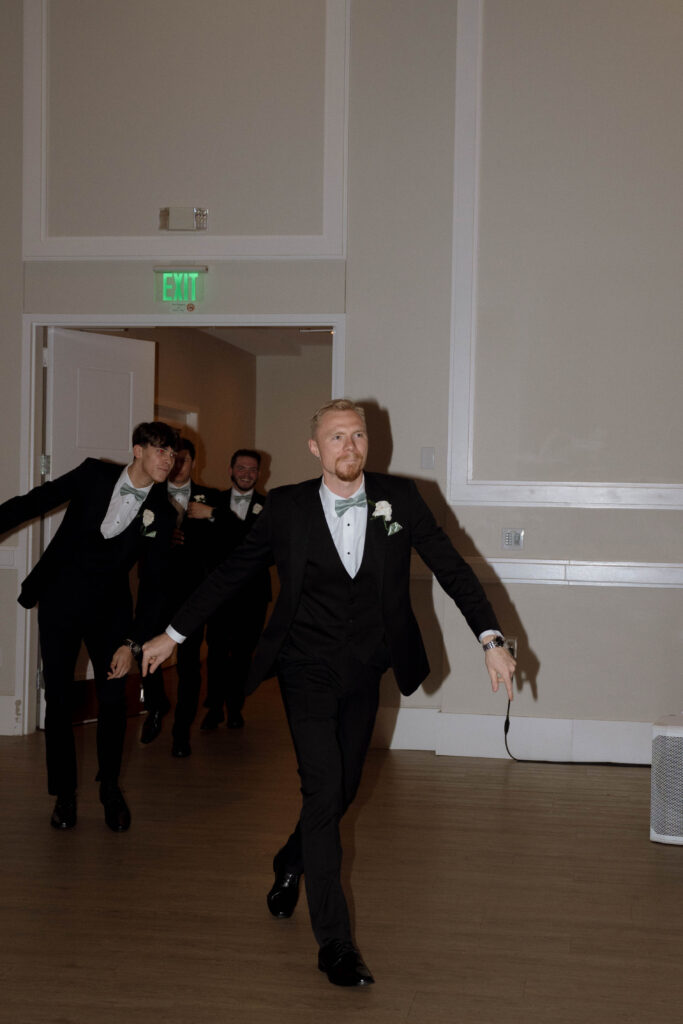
193, 494, 206, 504
370, 499, 403, 536
252, 503, 263, 515
141, 508, 157, 538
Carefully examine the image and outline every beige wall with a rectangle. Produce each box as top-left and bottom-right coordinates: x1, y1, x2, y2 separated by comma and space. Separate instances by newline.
474, 0, 683, 486
255, 344, 333, 490
1, 0, 682, 745
128, 328, 258, 487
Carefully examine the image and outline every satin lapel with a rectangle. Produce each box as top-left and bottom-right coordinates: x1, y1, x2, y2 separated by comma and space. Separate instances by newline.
89, 462, 125, 524
289, 479, 322, 601
362, 473, 387, 593
247, 491, 265, 519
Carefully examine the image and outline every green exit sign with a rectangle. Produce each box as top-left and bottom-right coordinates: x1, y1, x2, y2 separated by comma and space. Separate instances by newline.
154, 268, 207, 306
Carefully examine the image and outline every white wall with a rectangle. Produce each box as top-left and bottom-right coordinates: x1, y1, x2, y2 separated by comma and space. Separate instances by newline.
255, 343, 333, 490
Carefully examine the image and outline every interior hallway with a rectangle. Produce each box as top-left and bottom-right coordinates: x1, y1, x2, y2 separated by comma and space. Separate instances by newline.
1, 676, 680, 1024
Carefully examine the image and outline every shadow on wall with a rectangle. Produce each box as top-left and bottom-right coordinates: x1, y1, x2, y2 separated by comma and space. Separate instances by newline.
358, 398, 540, 703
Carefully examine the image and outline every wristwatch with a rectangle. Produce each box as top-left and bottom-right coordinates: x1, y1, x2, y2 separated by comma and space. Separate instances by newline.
124, 638, 142, 658
482, 636, 506, 652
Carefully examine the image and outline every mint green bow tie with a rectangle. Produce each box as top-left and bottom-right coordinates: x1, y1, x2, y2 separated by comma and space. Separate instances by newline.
233, 493, 251, 504
334, 493, 367, 517
169, 484, 191, 498
120, 482, 147, 502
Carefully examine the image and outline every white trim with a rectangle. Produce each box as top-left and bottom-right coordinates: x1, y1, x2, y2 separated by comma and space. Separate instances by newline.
23, 0, 349, 261
373, 706, 652, 764
24, 311, 347, 403
469, 557, 683, 589
0, 548, 18, 568
448, 0, 683, 511
408, 556, 683, 589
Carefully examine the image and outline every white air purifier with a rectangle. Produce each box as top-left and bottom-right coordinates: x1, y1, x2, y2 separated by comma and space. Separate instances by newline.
650, 715, 683, 845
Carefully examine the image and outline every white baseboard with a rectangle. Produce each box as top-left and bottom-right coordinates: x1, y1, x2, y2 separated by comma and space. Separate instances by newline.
372, 706, 653, 764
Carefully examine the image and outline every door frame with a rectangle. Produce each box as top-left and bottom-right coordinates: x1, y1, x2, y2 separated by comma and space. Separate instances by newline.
10, 311, 346, 735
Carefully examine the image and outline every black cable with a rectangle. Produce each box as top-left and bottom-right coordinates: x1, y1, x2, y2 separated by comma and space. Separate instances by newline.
503, 699, 647, 768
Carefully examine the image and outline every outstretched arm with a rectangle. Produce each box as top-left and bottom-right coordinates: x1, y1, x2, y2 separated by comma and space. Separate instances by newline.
141, 633, 177, 676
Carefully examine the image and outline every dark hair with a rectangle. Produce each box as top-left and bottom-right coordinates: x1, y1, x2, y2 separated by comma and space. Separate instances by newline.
177, 438, 196, 460
230, 449, 261, 468
132, 421, 179, 450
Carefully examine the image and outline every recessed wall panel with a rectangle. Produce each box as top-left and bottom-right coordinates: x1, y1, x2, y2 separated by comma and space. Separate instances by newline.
46, 0, 326, 238
471, 0, 683, 486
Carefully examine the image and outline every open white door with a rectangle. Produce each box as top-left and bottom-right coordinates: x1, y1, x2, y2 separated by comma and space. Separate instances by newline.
36, 328, 156, 723
44, 328, 155, 537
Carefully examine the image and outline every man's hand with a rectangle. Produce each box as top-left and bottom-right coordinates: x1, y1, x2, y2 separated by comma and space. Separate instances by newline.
141, 633, 176, 677
171, 526, 185, 546
187, 501, 214, 519
108, 645, 134, 679
484, 645, 516, 701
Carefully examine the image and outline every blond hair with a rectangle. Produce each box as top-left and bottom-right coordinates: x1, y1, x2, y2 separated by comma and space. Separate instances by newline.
309, 398, 366, 438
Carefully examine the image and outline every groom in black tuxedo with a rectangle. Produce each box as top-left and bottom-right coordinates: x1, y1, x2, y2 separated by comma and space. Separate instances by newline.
142, 400, 516, 986
0, 422, 178, 832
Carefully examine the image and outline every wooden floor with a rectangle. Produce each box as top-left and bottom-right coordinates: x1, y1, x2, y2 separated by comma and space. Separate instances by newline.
2, 678, 682, 1024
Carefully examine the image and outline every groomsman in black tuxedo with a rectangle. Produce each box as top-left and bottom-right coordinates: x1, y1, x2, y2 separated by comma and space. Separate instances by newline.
0, 422, 178, 832
163, 438, 220, 757
142, 400, 516, 986
193, 449, 271, 731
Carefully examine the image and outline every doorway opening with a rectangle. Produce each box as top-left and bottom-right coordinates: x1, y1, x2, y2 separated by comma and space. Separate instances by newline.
14, 313, 346, 735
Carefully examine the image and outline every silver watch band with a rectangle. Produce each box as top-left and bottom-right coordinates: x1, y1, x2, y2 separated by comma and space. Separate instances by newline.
482, 636, 506, 652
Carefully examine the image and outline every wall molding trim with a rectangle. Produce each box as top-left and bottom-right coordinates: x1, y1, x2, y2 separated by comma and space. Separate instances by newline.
448, 0, 683, 511
373, 706, 653, 764
469, 557, 683, 589
23, 0, 349, 261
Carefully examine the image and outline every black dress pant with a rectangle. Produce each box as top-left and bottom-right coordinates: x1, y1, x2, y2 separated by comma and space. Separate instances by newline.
204, 597, 268, 717
38, 584, 128, 796
171, 623, 205, 740
276, 654, 382, 947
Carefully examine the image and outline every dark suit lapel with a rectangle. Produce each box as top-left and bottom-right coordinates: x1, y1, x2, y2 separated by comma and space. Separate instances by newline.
289, 479, 322, 601
247, 491, 265, 521
87, 462, 126, 526
362, 472, 387, 591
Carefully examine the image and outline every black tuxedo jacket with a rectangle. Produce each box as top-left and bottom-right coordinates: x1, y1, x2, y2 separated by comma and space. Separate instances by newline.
210, 488, 272, 606
171, 472, 499, 697
0, 458, 175, 645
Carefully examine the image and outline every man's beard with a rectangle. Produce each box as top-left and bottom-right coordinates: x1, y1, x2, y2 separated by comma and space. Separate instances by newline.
335, 455, 363, 482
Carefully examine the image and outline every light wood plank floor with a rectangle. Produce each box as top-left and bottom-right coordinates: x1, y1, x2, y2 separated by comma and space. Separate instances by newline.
2, 678, 681, 1024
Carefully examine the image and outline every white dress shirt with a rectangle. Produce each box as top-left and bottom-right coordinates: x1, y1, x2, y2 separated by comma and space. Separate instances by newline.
319, 478, 367, 579
168, 481, 191, 512
230, 488, 253, 521
100, 467, 152, 539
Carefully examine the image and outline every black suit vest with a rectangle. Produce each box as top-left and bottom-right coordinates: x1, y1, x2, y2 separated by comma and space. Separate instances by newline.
284, 505, 387, 667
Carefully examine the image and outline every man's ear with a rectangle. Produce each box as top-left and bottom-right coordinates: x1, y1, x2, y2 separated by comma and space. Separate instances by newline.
132, 443, 144, 461
308, 438, 320, 459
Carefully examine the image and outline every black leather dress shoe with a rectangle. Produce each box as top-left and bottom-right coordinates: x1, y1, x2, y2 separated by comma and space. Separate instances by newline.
266, 859, 302, 918
50, 793, 77, 830
140, 705, 169, 744
99, 785, 131, 832
227, 711, 244, 729
318, 941, 375, 987
200, 709, 224, 730
171, 738, 192, 757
